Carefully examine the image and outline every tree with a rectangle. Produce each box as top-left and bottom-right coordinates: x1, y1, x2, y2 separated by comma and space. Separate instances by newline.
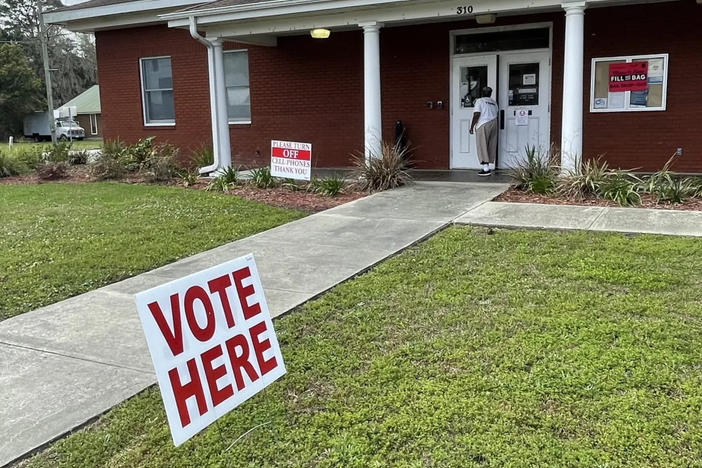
0, 43, 43, 138
0, 0, 97, 107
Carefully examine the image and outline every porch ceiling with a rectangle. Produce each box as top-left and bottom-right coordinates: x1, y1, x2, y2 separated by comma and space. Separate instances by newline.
163, 0, 678, 41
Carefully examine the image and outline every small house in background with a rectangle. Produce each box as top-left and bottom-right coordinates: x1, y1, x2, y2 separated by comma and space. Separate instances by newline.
61, 85, 101, 138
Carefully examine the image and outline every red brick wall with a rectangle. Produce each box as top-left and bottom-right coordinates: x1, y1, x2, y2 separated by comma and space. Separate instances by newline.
96, 26, 212, 155
96, 25, 364, 167
228, 32, 363, 167
95, 1, 700, 172
583, 0, 701, 172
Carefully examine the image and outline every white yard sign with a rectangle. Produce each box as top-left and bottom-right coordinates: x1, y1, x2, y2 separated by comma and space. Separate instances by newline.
270, 140, 312, 181
135, 254, 286, 446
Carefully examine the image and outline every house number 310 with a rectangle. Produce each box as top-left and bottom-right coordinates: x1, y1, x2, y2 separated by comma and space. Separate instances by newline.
456, 5, 474, 14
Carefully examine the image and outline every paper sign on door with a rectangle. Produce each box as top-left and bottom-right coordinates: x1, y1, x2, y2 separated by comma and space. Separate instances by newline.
515, 109, 529, 126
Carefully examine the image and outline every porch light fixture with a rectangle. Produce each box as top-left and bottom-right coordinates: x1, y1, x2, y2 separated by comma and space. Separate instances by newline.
475, 14, 496, 24
310, 28, 331, 39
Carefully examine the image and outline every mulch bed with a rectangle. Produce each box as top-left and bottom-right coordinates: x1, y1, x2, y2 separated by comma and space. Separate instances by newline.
495, 187, 702, 211
227, 185, 364, 213
0, 167, 366, 214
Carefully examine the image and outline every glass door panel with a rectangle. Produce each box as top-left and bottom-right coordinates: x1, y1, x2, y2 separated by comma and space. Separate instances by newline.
460, 66, 488, 109
498, 52, 551, 170
451, 55, 497, 169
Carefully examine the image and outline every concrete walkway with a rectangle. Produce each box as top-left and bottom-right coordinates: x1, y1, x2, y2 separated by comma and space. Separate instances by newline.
0, 181, 508, 466
455, 201, 702, 237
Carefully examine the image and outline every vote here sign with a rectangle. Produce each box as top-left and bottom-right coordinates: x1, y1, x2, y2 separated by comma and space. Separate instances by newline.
135, 254, 286, 446
270, 140, 312, 181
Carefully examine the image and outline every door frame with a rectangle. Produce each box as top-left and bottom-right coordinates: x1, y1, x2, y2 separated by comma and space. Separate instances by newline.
449, 22, 553, 170
450, 54, 498, 169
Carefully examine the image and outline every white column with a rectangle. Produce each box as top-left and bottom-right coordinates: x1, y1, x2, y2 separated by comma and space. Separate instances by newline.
560, 1, 586, 173
360, 22, 383, 160
212, 39, 232, 170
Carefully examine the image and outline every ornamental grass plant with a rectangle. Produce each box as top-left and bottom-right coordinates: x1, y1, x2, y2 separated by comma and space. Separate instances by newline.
558, 156, 612, 198
637, 155, 701, 204
352, 141, 412, 192
508, 145, 559, 194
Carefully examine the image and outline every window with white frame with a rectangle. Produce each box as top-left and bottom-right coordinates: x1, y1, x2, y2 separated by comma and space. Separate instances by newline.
90, 114, 98, 135
590, 54, 668, 113
223, 50, 251, 123
140, 56, 175, 125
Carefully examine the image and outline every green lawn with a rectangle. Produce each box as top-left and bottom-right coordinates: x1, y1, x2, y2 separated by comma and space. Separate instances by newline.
0, 183, 303, 320
19, 227, 702, 467
5, 138, 103, 153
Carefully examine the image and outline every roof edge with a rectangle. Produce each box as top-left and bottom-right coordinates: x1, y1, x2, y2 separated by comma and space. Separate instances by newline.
44, 0, 205, 26
162, 0, 409, 20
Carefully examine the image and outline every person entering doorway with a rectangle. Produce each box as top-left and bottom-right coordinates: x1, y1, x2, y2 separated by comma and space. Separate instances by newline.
469, 86, 498, 176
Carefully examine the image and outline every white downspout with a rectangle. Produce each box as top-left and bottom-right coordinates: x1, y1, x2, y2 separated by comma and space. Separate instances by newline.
189, 16, 220, 174
211, 39, 232, 170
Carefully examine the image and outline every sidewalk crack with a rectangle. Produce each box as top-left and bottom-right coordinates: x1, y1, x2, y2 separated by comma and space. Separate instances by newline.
0, 341, 154, 376
586, 207, 609, 230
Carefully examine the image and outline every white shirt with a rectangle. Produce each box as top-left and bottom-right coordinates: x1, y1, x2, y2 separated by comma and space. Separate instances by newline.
473, 97, 499, 129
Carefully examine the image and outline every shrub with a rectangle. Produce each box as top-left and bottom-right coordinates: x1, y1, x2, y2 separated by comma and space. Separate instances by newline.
558, 156, 610, 198
249, 166, 278, 189
309, 175, 346, 197
0, 149, 21, 177
0, 147, 42, 177
68, 149, 90, 165
653, 177, 699, 204
102, 139, 129, 163
36, 161, 68, 180
637, 156, 700, 204
282, 178, 303, 191
122, 136, 156, 172
91, 138, 180, 182
90, 145, 125, 180
352, 141, 412, 192
142, 143, 179, 182
692, 178, 702, 198
177, 168, 199, 187
188, 145, 214, 170
46, 141, 72, 163
599, 170, 641, 206
205, 176, 230, 192
218, 166, 239, 185
509, 145, 559, 194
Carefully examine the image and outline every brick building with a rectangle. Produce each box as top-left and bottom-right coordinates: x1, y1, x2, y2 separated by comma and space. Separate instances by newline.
46, 0, 702, 173
61, 85, 102, 138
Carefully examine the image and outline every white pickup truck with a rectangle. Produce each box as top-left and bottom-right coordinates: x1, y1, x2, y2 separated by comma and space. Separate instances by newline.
23, 112, 86, 141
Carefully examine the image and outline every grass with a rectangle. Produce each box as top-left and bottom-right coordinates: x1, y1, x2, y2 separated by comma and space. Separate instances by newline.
0, 183, 303, 320
19, 227, 702, 467
5, 139, 103, 153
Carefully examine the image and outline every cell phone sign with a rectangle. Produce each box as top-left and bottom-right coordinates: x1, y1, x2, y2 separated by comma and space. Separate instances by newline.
270, 140, 312, 181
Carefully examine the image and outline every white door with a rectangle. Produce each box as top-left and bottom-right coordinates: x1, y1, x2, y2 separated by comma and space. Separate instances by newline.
450, 55, 497, 169
497, 51, 551, 169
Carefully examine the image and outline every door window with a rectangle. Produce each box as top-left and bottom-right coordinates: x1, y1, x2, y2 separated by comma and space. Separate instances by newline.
90, 114, 98, 135
455, 28, 549, 54
460, 66, 488, 108
508, 63, 539, 106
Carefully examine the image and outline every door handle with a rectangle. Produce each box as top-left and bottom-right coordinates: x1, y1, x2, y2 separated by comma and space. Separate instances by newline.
500, 110, 505, 130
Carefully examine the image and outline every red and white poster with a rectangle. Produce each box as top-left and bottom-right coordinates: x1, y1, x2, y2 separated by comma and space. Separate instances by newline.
135, 255, 286, 446
609, 61, 648, 92
270, 140, 312, 181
